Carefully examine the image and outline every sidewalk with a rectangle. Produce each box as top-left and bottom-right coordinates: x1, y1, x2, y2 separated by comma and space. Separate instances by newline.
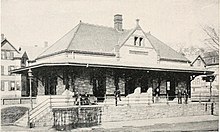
98, 115, 219, 129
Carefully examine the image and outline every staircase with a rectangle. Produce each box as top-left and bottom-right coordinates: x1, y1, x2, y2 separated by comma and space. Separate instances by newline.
14, 95, 75, 127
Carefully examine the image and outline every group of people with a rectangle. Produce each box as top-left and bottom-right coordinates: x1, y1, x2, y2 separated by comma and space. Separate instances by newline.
73, 88, 188, 105
74, 92, 91, 105
177, 89, 188, 104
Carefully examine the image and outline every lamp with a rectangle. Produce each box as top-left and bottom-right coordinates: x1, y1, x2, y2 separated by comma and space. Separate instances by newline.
28, 69, 33, 110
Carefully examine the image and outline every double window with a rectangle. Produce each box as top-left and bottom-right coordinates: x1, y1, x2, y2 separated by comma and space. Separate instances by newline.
134, 36, 143, 46
1, 65, 15, 75
1, 50, 14, 60
1, 81, 19, 91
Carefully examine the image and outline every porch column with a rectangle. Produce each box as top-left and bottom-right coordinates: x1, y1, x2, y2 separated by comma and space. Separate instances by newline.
37, 79, 45, 95
56, 73, 65, 95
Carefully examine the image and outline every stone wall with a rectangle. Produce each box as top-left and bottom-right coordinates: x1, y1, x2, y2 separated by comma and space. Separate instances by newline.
102, 103, 213, 122
106, 75, 125, 95
34, 111, 54, 127
75, 76, 93, 94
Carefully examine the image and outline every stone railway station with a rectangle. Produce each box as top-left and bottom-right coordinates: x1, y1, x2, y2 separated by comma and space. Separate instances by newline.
11, 14, 215, 129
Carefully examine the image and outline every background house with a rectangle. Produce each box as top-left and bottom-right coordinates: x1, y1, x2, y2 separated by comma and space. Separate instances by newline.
1, 34, 22, 98
190, 50, 219, 96
1, 34, 48, 98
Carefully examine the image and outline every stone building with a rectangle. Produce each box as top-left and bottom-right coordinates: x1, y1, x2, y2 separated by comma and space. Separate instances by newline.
13, 15, 212, 102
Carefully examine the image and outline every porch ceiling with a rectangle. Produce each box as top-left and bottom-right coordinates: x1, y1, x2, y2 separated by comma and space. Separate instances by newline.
11, 62, 214, 75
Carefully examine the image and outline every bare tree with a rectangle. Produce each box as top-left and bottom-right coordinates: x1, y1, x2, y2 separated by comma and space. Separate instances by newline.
202, 25, 219, 52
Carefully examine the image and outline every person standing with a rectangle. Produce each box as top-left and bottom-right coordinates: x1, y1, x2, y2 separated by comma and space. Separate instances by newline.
74, 92, 81, 105
177, 89, 182, 104
155, 87, 160, 103
184, 90, 188, 104
114, 89, 121, 106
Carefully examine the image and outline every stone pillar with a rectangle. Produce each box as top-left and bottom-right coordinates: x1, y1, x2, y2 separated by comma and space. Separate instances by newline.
75, 73, 93, 94
56, 77, 65, 95
37, 80, 45, 95
119, 77, 125, 94
106, 75, 115, 94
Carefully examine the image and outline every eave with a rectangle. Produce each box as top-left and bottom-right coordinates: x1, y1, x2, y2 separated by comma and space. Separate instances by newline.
11, 62, 214, 75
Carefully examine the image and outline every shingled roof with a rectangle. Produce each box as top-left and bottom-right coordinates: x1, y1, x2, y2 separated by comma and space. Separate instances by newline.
37, 21, 190, 63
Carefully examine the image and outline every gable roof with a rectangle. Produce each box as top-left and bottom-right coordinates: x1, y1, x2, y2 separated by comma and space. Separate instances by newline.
36, 21, 190, 63
191, 55, 206, 66
144, 33, 190, 62
19, 45, 45, 61
1, 38, 19, 53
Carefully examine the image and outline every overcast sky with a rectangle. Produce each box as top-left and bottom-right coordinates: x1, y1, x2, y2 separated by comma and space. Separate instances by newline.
1, 0, 219, 50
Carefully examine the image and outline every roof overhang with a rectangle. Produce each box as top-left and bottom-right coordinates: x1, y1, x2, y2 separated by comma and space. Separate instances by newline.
12, 62, 214, 75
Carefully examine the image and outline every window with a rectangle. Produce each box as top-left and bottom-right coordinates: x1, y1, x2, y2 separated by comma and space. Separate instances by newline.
16, 81, 20, 90
6, 51, 10, 59
134, 37, 138, 46
10, 51, 14, 59
1, 81, 4, 91
139, 37, 143, 46
1, 66, 4, 75
197, 59, 201, 66
1, 51, 6, 59
5, 66, 8, 75
134, 37, 144, 46
4, 81, 8, 91
212, 57, 216, 63
8, 66, 15, 75
9, 81, 15, 91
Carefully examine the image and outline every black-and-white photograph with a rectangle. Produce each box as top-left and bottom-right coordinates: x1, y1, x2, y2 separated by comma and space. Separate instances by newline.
1, 0, 219, 131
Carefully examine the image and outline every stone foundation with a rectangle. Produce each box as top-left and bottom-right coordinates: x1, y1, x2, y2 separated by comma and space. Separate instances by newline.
102, 103, 214, 122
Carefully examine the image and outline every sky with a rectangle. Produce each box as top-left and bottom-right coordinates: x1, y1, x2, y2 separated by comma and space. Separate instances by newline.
1, 0, 219, 50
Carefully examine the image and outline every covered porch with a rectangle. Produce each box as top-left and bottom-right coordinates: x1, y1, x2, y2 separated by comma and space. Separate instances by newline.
12, 62, 211, 104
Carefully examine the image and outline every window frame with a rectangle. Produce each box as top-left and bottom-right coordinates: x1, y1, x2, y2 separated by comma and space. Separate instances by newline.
1, 50, 6, 59
9, 81, 15, 91
134, 36, 138, 46
8, 65, 15, 76
1, 66, 4, 75
1, 81, 4, 91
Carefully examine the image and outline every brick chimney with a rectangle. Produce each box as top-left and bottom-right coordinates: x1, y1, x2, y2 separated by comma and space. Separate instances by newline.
114, 14, 123, 31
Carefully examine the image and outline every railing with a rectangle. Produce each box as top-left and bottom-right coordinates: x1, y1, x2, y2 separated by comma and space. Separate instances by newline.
1, 97, 37, 105
29, 95, 98, 123
52, 105, 102, 131
103, 94, 219, 106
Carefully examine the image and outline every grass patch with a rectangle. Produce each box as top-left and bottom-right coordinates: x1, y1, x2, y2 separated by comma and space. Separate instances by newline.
1, 106, 29, 125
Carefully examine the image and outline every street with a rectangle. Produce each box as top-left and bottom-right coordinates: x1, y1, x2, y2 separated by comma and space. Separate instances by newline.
1, 120, 218, 131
